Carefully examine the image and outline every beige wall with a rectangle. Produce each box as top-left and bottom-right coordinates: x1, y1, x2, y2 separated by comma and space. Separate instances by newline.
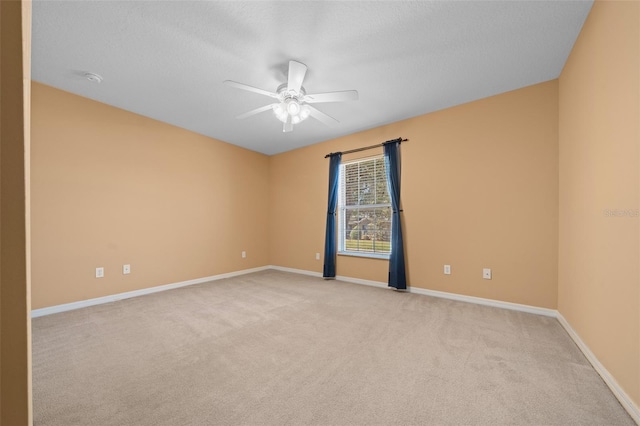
269, 80, 559, 309
31, 83, 269, 309
1, 0, 32, 424
558, 0, 640, 409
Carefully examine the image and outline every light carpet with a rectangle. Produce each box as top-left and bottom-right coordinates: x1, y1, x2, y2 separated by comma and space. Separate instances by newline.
32, 270, 634, 425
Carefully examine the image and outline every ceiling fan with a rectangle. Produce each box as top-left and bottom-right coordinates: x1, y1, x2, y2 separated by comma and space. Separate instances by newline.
224, 60, 358, 133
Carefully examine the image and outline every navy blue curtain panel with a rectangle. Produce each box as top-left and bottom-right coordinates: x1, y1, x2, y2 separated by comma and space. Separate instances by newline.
323, 153, 342, 278
384, 140, 407, 290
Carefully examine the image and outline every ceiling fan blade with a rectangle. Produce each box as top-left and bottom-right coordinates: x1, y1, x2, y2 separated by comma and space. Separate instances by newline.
283, 115, 293, 133
308, 105, 339, 127
236, 104, 277, 120
305, 90, 359, 103
287, 61, 307, 94
224, 80, 279, 99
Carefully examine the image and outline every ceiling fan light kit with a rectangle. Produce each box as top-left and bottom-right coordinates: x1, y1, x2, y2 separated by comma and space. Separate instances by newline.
224, 60, 358, 133
272, 83, 311, 125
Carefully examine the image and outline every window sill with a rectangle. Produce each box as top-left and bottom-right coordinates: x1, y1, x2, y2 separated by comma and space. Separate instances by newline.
338, 251, 390, 260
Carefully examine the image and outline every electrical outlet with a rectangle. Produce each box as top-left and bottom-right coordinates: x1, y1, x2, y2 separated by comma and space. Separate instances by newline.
95, 267, 104, 278
444, 264, 451, 275
123, 264, 131, 275
315, 253, 320, 261
241, 251, 246, 259
483, 268, 492, 280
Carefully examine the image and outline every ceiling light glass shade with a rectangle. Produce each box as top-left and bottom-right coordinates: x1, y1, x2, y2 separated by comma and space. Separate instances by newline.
273, 103, 288, 123
286, 99, 301, 116
273, 100, 311, 125
300, 105, 310, 119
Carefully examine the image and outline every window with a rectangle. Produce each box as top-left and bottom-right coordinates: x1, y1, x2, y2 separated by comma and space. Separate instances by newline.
338, 155, 391, 258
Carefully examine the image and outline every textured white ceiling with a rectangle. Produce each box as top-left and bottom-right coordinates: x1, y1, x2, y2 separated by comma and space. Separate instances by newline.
32, 1, 593, 155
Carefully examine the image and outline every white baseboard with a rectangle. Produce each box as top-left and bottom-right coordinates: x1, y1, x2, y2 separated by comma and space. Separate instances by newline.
408, 286, 557, 317
267, 265, 388, 290
272, 266, 556, 317
31, 266, 270, 318
334, 276, 556, 317
268, 265, 322, 278
336, 275, 389, 289
557, 313, 640, 424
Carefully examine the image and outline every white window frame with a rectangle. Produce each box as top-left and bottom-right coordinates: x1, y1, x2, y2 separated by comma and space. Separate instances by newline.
337, 155, 392, 259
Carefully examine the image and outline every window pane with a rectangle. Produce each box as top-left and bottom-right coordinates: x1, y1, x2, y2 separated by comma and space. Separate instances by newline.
343, 206, 391, 254
339, 155, 392, 257
343, 159, 388, 206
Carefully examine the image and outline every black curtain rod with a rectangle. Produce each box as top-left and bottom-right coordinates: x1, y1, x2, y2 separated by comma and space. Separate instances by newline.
324, 137, 408, 158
